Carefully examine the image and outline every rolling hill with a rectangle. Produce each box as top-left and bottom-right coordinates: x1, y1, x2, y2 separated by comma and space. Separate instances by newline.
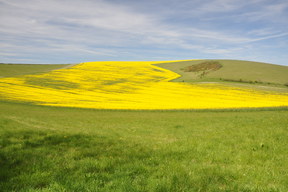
156, 60, 288, 86
0, 60, 287, 109
0, 63, 71, 78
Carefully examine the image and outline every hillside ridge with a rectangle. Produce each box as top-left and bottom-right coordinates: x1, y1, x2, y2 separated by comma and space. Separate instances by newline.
156, 59, 288, 86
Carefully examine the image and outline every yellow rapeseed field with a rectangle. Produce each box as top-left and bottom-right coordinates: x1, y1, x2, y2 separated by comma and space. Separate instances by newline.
0, 60, 287, 109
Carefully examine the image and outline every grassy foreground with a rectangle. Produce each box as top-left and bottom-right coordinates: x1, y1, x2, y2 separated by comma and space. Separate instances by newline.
1, 101, 288, 191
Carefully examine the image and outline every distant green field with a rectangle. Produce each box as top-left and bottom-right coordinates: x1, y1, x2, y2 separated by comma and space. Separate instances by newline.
0, 63, 70, 77
1, 101, 288, 191
157, 60, 288, 86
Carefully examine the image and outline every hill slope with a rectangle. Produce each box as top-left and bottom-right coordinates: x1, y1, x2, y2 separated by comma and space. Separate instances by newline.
156, 60, 288, 85
0, 61, 287, 109
0, 63, 71, 77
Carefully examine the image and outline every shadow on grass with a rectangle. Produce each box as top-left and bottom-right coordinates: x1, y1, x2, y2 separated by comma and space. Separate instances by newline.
0, 130, 156, 191
0, 129, 265, 191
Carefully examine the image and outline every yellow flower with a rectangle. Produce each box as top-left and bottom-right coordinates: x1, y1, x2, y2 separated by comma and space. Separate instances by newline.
0, 60, 287, 109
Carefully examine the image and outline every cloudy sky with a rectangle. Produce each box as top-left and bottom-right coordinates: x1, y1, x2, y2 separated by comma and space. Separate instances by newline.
1, 0, 288, 65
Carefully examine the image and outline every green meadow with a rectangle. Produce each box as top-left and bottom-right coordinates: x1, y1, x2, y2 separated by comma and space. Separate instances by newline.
1, 62, 288, 191
1, 101, 288, 191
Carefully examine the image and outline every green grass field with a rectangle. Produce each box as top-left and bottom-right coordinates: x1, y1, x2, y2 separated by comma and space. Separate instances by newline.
1, 62, 288, 191
0, 64, 70, 77
157, 60, 288, 86
1, 101, 288, 191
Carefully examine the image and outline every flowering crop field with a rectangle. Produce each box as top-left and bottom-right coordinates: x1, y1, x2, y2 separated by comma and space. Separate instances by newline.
0, 60, 287, 109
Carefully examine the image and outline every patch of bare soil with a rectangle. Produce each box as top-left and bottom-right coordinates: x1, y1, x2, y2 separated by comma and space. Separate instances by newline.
182, 61, 222, 78
183, 61, 222, 72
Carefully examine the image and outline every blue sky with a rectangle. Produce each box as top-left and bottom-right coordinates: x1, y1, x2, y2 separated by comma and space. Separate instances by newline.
0, 0, 288, 65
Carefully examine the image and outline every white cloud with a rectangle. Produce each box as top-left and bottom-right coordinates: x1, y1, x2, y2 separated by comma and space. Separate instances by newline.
0, 0, 287, 64
2, 0, 283, 46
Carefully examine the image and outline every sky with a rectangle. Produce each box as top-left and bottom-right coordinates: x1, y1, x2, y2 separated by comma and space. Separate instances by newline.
0, 0, 288, 65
